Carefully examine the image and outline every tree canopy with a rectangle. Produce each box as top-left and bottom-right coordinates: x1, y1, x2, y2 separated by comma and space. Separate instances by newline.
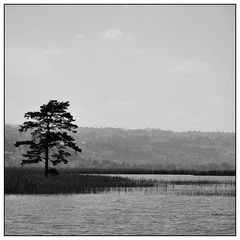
15, 100, 81, 177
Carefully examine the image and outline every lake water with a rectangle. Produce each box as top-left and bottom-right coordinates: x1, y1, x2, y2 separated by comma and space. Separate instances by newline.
94, 173, 235, 182
5, 174, 235, 236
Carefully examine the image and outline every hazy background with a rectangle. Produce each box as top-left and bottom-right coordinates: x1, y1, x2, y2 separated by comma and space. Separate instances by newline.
5, 5, 235, 132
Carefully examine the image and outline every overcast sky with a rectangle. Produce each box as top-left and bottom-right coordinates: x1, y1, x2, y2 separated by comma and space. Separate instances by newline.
5, 5, 235, 132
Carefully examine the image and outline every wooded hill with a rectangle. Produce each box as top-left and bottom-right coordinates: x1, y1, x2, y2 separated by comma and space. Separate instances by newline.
5, 124, 235, 171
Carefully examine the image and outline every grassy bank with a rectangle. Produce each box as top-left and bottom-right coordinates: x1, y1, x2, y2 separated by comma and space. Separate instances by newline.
4, 168, 155, 194
5, 168, 235, 196
60, 167, 236, 176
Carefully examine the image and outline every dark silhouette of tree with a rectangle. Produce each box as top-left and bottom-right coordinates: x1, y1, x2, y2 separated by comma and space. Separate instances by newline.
15, 100, 81, 178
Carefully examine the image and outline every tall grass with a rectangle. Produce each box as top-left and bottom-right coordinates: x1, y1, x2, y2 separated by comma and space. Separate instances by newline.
154, 179, 235, 197
5, 168, 235, 196
4, 168, 156, 195
60, 167, 236, 176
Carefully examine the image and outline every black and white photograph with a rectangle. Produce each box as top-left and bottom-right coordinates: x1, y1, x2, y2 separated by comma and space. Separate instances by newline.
4, 3, 236, 236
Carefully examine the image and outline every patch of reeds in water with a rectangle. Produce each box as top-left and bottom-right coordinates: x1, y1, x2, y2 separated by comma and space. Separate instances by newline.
4, 168, 156, 195
154, 179, 235, 197
5, 168, 235, 196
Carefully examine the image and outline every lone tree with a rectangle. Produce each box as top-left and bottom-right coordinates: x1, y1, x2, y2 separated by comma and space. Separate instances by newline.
15, 100, 81, 178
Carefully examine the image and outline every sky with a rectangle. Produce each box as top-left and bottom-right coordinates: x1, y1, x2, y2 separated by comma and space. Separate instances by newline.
5, 4, 235, 132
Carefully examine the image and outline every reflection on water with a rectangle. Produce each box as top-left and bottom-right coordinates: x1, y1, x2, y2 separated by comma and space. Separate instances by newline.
5, 175, 235, 236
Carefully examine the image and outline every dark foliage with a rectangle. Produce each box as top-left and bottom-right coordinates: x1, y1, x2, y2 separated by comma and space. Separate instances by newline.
5, 168, 155, 194
48, 168, 59, 176
15, 100, 81, 177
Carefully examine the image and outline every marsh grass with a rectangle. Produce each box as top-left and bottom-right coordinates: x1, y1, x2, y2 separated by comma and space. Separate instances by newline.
4, 168, 156, 194
154, 179, 235, 197
5, 168, 235, 196
61, 168, 236, 176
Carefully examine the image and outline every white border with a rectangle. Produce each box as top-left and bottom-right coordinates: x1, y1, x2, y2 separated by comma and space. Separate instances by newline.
1, 1, 237, 239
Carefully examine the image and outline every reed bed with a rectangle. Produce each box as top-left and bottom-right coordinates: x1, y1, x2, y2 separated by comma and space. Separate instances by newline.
155, 179, 235, 185
5, 168, 235, 196
61, 168, 236, 176
154, 180, 235, 197
4, 168, 156, 195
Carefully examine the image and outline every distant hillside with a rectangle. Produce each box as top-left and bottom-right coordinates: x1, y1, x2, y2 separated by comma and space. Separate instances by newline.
5, 124, 235, 171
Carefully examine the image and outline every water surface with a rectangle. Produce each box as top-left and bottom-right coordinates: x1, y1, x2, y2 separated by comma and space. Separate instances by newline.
5, 174, 235, 235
